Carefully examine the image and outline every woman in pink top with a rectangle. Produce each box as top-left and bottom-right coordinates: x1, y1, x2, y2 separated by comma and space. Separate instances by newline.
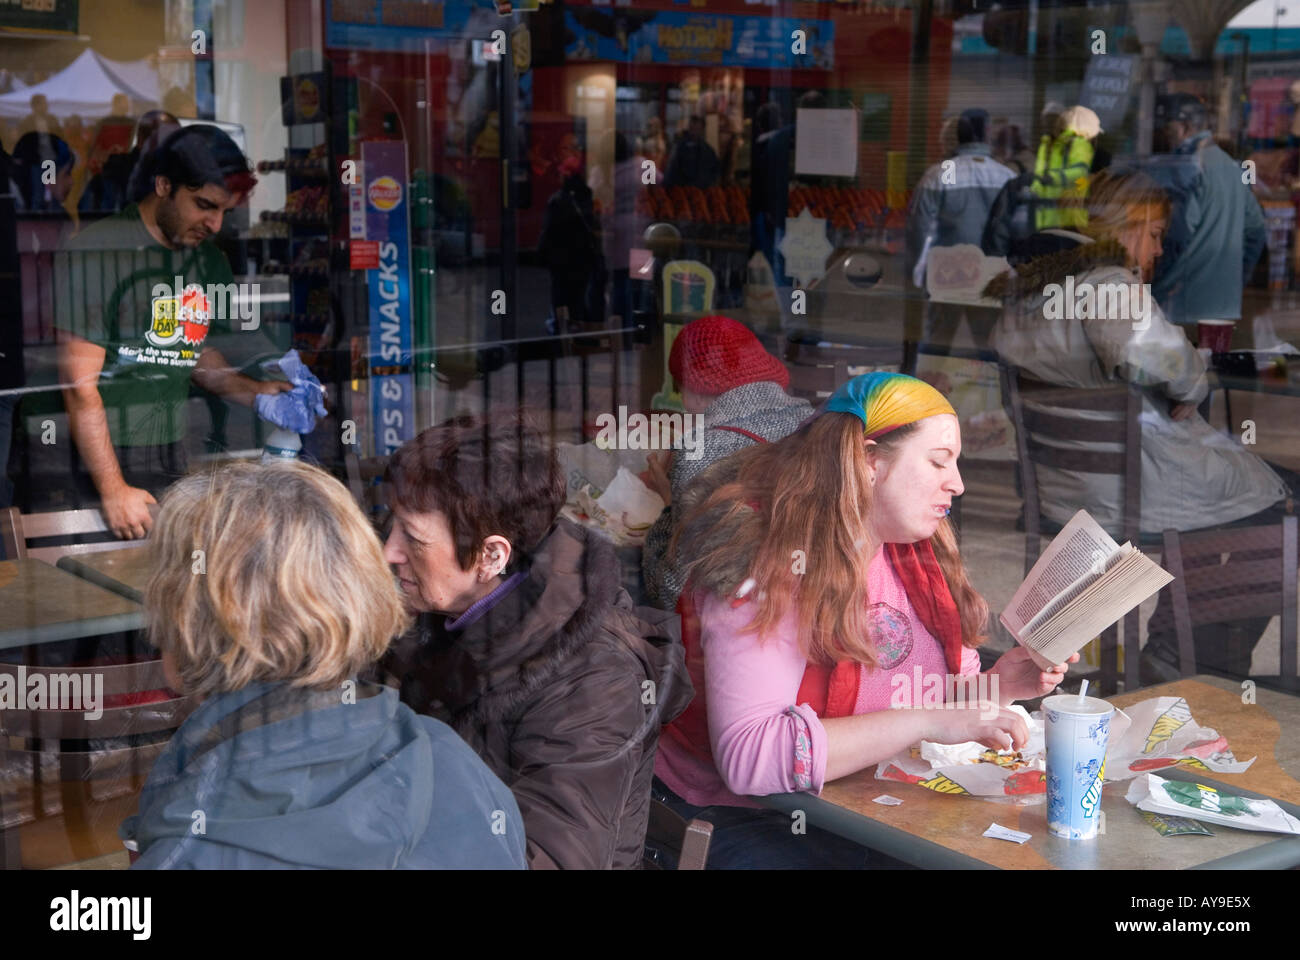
648, 373, 1078, 869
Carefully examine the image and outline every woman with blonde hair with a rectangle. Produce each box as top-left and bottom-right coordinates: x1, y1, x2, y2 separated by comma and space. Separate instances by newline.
649, 373, 1077, 869
121, 460, 526, 869
988, 167, 1294, 684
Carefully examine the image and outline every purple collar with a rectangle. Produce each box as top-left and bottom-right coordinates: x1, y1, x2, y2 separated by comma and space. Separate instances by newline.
445, 571, 528, 632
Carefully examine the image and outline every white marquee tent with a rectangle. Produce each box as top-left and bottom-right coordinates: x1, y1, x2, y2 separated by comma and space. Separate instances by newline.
0, 48, 161, 120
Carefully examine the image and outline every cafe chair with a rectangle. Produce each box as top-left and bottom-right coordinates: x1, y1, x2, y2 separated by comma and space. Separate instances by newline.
643, 798, 713, 871
0, 505, 157, 564
999, 364, 1146, 694
0, 660, 197, 869
1148, 516, 1298, 693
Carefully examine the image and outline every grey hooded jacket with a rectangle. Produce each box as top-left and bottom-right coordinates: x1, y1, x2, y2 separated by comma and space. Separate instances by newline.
121, 682, 527, 869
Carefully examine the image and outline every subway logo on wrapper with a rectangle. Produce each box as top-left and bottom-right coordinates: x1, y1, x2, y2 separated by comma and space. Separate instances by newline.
1143, 699, 1192, 754
368, 176, 403, 212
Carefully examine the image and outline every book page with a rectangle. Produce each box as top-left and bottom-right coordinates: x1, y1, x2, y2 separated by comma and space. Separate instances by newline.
1021, 544, 1131, 637
1026, 556, 1173, 665
1000, 510, 1120, 637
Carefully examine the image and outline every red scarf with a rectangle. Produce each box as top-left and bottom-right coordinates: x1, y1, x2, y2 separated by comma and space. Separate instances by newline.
662, 540, 966, 769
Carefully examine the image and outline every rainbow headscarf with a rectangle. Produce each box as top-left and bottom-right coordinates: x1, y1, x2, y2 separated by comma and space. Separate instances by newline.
825, 372, 956, 440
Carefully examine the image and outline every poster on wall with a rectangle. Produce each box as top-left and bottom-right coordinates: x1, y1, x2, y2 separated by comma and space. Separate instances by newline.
363, 139, 416, 458
794, 108, 858, 177
1079, 53, 1136, 132
563, 10, 833, 70
0, 0, 78, 35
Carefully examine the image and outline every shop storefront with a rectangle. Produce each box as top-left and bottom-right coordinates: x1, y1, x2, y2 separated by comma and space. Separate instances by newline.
6, 0, 1300, 875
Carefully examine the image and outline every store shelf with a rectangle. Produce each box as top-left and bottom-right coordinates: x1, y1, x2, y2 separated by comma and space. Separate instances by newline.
259, 210, 331, 229
260, 260, 330, 277
257, 158, 332, 180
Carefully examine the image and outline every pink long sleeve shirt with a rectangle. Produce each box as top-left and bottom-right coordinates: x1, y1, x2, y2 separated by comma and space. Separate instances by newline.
655, 550, 982, 807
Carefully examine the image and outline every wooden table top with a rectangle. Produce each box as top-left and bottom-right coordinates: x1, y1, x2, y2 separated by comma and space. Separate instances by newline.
56, 546, 154, 604
0, 559, 143, 650
767, 676, 1300, 869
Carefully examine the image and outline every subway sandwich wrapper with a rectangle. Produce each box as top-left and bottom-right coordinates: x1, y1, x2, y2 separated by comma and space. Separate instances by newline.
557, 441, 666, 545
561, 466, 664, 547
1000, 510, 1173, 671
877, 693, 1252, 801
876, 705, 1053, 799
1126, 773, 1300, 834
557, 440, 655, 499
1099, 696, 1255, 781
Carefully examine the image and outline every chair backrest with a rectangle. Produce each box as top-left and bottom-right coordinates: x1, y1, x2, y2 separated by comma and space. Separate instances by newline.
784, 339, 913, 401
999, 366, 1142, 575
1151, 516, 1299, 683
644, 798, 713, 870
0, 506, 152, 563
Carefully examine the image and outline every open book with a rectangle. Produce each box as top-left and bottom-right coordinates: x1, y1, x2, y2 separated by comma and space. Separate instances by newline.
1000, 510, 1174, 670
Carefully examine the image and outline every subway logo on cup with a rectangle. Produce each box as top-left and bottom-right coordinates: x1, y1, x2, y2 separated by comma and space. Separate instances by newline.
368, 176, 402, 212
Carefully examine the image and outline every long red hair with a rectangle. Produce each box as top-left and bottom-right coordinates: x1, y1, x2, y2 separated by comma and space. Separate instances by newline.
671, 412, 987, 668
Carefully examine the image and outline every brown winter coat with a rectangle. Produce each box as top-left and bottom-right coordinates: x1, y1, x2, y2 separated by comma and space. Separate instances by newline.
384, 518, 692, 869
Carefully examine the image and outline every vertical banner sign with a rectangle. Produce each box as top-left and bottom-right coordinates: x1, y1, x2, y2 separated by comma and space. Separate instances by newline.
363, 140, 415, 457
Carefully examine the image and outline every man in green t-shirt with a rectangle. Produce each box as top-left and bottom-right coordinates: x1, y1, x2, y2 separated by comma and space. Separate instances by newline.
54, 124, 290, 539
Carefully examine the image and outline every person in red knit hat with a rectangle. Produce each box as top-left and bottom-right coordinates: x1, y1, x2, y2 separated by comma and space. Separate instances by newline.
642, 315, 812, 610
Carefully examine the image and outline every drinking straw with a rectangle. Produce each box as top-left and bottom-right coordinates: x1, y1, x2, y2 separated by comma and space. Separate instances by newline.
1078, 679, 1089, 703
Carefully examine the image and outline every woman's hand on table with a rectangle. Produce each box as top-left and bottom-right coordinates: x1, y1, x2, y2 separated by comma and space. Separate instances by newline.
988, 646, 1079, 704
927, 705, 1029, 753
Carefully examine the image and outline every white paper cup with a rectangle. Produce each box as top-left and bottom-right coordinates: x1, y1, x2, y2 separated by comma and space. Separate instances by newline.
1043, 694, 1114, 840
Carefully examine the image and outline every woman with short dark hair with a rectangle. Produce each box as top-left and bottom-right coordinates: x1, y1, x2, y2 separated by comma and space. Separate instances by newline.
382, 412, 693, 869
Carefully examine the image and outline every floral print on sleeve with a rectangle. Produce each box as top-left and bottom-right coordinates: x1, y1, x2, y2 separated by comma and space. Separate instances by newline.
786, 706, 814, 791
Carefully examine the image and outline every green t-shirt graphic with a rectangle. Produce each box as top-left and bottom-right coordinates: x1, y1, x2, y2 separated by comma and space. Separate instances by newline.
53, 203, 236, 447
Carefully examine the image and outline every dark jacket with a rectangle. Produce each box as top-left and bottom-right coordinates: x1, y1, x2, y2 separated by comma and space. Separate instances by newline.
387, 518, 692, 869
122, 682, 527, 869
1148, 131, 1267, 324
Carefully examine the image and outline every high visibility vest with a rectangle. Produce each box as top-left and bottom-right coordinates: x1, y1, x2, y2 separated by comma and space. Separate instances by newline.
1032, 132, 1094, 229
